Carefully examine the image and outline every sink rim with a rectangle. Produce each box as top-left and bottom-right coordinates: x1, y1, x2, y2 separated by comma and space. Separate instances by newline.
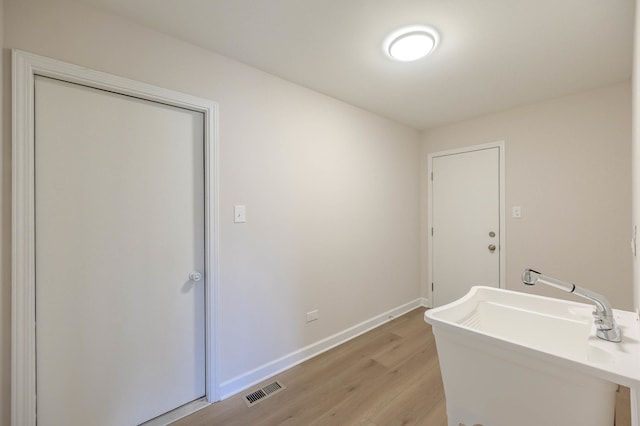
424, 285, 640, 389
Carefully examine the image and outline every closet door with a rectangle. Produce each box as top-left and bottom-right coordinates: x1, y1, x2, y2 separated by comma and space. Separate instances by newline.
35, 75, 206, 425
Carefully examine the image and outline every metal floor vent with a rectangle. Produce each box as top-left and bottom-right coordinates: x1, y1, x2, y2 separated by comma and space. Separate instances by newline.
244, 381, 285, 407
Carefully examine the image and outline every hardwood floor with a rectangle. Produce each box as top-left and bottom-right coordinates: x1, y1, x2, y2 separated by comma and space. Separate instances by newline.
174, 307, 631, 426
616, 386, 632, 426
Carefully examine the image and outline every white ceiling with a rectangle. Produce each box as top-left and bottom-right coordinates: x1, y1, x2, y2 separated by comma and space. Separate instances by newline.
74, 0, 634, 130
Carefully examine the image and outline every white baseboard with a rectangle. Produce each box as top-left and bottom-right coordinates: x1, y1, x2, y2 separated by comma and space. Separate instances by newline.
219, 298, 427, 399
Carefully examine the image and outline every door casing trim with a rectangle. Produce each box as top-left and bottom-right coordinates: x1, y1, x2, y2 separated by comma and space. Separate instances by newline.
427, 141, 506, 308
11, 49, 220, 425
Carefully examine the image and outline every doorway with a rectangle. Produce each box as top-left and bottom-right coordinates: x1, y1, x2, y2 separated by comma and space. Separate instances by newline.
11, 50, 219, 425
428, 142, 505, 307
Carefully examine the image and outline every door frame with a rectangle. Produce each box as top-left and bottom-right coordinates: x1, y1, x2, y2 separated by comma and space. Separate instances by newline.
11, 49, 220, 425
427, 141, 506, 308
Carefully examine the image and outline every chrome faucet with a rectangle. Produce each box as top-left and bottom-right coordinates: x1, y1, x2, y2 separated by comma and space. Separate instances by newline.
522, 268, 621, 342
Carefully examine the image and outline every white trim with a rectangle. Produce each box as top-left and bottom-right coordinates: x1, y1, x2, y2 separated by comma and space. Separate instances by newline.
11, 49, 220, 425
11, 47, 37, 426
426, 141, 506, 308
219, 298, 426, 399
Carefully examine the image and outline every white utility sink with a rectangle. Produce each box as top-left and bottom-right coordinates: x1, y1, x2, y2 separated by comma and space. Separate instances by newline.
425, 286, 640, 426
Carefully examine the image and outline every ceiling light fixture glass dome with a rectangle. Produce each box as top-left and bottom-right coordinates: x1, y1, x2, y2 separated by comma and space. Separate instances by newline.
384, 25, 439, 62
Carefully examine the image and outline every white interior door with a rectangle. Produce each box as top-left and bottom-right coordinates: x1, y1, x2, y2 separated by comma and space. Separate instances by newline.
431, 146, 501, 307
35, 76, 206, 425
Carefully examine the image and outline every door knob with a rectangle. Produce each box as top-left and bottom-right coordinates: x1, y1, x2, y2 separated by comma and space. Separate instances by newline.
488, 244, 496, 253
189, 272, 203, 282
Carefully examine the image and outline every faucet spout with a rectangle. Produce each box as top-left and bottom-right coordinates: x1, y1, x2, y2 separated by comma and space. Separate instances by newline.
521, 268, 621, 342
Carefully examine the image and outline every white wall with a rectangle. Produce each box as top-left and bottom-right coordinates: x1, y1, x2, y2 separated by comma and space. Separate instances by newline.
1, 0, 422, 415
422, 82, 633, 310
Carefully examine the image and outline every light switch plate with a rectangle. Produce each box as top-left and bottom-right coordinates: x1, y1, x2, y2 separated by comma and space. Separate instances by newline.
234, 205, 246, 223
512, 206, 522, 218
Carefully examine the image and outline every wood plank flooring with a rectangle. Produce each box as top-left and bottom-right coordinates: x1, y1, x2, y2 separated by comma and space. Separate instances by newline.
174, 307, 631, 426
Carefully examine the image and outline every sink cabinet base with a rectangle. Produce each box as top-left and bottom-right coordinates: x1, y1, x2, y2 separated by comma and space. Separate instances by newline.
434, 330, 617, 426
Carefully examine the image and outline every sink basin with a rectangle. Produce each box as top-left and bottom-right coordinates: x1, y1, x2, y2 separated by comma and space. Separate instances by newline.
424, 286, 640, 426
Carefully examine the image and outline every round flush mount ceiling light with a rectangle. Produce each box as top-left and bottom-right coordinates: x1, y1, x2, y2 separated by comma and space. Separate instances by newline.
384, 25, 439, 62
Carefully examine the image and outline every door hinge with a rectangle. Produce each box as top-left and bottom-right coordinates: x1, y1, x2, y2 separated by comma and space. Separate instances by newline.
431, 227, 434, 236
431, 172, 433, 181
431, 282, 434, 292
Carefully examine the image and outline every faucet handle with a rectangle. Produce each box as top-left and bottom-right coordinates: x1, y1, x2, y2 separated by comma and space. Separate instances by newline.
597, 326, 622, 343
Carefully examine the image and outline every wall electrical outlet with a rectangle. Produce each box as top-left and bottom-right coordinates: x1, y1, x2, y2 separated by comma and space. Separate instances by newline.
306, 309, 319, 323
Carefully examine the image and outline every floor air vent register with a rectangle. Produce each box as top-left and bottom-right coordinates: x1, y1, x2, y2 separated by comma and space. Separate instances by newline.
244, 381, 285, 407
